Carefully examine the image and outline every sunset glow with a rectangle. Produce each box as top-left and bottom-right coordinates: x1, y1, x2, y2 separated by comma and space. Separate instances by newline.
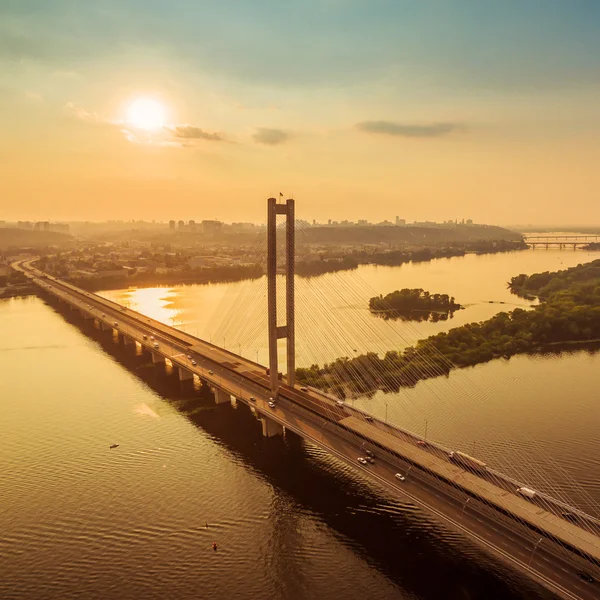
126, 98, 166, 131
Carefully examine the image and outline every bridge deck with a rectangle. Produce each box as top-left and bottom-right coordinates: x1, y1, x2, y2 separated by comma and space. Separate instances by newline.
342, 416, 600, 563
15, 260, 600, 593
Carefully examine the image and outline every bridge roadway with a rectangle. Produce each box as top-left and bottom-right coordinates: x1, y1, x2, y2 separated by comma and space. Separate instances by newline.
523, 235, 600, 248
15, 260, 600, 600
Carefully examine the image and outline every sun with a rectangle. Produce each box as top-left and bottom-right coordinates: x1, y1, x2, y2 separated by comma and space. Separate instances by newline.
126, 98, 166, 130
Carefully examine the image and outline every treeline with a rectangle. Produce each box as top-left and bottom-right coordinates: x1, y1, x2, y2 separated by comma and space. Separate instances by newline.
295, 240, 526, 279
508, 259, 600, 299
297, 260, 600, 396
70, 264, 264, 291
296, 256, 358, 277
370, 288, 461, 313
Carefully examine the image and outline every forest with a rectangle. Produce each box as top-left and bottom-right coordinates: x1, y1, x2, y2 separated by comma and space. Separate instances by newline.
296, 259, 600, 397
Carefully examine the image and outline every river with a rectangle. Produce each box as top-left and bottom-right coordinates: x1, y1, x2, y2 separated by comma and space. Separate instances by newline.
1, 248, 599, 599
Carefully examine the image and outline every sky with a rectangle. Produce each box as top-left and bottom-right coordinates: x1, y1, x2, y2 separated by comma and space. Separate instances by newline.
1, 0, 599, 225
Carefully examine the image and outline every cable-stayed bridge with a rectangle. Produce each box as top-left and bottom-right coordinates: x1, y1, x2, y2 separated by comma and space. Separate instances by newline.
14, 199, 600, 600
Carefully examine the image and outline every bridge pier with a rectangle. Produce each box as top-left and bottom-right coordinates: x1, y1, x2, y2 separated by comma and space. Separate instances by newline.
151, 352, 165, 364
211, 387, 231, 404
178, 366, 193, 381
260, 415, 284, 438
123, 336, 136, 346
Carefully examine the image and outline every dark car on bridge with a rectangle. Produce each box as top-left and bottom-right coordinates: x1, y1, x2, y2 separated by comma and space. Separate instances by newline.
577, 572, 595, 584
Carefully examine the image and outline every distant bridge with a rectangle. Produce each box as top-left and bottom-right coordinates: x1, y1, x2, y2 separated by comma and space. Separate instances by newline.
523, 235, 600, 249
13, 199, 600, 600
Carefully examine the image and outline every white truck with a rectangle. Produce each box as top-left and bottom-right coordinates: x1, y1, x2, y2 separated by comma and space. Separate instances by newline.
448, 450, 487, 473
516, 486, 537, 500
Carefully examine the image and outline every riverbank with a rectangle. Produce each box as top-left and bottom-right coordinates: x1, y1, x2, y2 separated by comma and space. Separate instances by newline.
296, 259, 600, 397
69, 265, 264, 292
0, 284, 35, 298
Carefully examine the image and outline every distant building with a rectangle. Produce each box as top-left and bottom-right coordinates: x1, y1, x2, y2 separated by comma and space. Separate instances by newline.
177, 220, 185, 230
189, 220, 196, 231
169, 220, 176, 230
34, 221, 50, 231
357, 219, 369, 226
466, 219, 473, 225
17, 221, 33, 229
50, 223, 70, 233
395, 217, 406, 226
201, 220, 223, 235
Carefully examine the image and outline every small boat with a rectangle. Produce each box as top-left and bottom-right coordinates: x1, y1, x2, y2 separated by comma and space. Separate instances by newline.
109, 443, 119, 449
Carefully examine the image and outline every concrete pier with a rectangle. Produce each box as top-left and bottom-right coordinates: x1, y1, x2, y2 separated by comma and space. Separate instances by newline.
151, 352, 165, 364
123, 336, 136, 346
212, 387, 231, 404
178, 366, 193, 381
260, 416, 284, 438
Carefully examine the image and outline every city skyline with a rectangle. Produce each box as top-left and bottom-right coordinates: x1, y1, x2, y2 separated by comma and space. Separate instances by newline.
1, 2, 599, 224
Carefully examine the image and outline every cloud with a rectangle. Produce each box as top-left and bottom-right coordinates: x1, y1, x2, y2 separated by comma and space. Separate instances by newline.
166, 125, 224, 141
356, 121, 464, 138
64, 102, 222, 147
64, 101, 101, 122
252, 127, 289, 145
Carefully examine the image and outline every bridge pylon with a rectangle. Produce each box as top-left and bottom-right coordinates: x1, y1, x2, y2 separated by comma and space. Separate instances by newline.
267, 196, 295, 397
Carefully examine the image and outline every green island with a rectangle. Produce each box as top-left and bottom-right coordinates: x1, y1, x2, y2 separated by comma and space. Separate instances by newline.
369, 288, 462, 322
296, 259, 600, 397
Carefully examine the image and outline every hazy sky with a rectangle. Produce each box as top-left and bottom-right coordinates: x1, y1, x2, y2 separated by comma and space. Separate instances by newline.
1, 1, 599, 225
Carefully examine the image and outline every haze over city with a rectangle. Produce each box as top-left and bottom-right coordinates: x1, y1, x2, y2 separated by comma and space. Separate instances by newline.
2, 1, 600, 224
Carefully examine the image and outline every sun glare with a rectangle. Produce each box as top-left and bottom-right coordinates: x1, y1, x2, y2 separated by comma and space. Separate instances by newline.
127, 98, 166, 130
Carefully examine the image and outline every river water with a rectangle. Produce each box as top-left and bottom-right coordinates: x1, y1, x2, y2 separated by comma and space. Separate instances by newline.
1, 248, 599, 599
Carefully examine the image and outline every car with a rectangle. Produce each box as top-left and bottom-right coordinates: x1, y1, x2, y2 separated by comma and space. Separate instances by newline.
336, 400, 345, 407
113, 321, 119, 327
102, 313, 106, 317
417, 440, 427, 447
191, 360, 197, 366
143, 335, 147, 340
357, 457, 368, 465
268, 401, 276, 409
208, 370, 214, 375
249, 396, 256, 402
187, 354, 192, 359
300, 386, 308, 392
366, 457, 375, 464
365, 450, 374, 457
561, 512, 578, 522
153, 343, 159, 349
395, 473, 406, 482
577, 572, 595, 584
150, 336, 154, 341
365, 416, 373, 423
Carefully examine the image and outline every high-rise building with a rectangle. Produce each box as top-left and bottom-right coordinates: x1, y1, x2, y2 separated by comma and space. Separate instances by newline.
189, 220, 196, 231
177, 220, 185, 230
169, 220, 176, 230
395, 216, 406, 226
201, 220, 223, 235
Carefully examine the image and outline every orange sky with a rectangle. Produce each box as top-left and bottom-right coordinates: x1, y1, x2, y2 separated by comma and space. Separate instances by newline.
1, 1, 599, 225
